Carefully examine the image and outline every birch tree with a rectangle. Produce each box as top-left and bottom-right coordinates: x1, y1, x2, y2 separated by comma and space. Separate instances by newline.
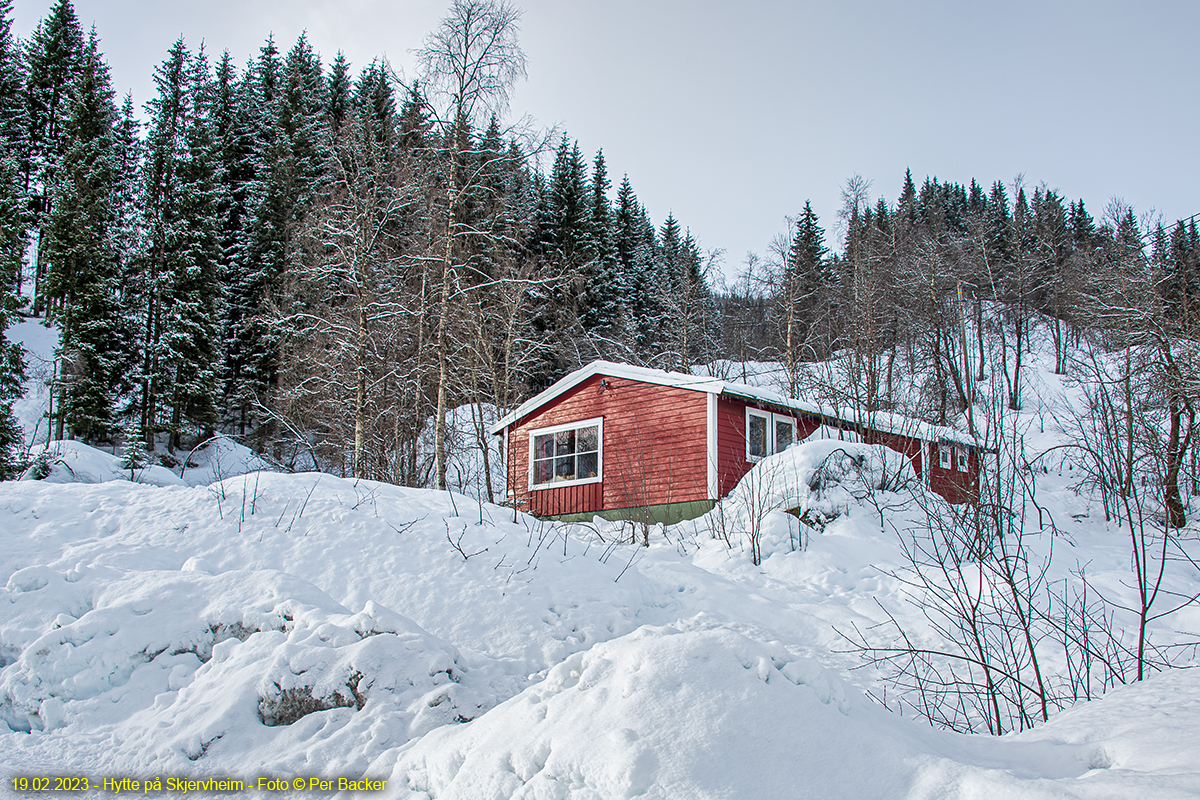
417, 0, 526, 490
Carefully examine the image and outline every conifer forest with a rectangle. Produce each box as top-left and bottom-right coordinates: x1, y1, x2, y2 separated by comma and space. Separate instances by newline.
2, 0, 1199, 523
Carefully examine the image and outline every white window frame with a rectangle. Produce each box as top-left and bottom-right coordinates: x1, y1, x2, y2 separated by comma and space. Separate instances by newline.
746, 408, 770, 462
528, 417, 604, 490
956, 446, 970, 473
938, 443, 952, 469
745, 407, 798, 462
773, 415, 797, 455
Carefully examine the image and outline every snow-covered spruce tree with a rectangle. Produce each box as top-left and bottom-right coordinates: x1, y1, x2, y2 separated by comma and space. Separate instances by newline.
325, 51, 351, 137
0, 0, 25, 158
613, 174, 649, 350
43, 29, 131, 443
23, 0, 84, 316
226, 34, 331, 443
772, 200, 831, 398
112, 92, 144, 302
655, 223, 716, 375
647, 214, 687, 367
209, 50, 255, 435
0, 0, 28, 241
583, 148, 628, 345
140, 39, 221, 451
118, 421, 148, 479
217, 42, 274, 440
526, 134, 595, 382
0, 0, 25, 476
0, 142, 24, 476
614, 180, 664, 362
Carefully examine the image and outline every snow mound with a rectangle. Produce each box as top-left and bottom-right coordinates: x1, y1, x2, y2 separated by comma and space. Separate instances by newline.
706, 438, 917, 534
20, 440, 183, 486
3, 459, 1200, 795
392, 618, 926, 800
16, 437, 274, 488
0, 562, 490, 776
176, 434, 275, 486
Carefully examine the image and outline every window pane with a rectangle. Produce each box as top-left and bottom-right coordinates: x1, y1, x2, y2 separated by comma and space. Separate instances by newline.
554, 455, 576, 481
939, 446, 951, 468
532, 423, 602, 485
578, 451, 598, 479
577, 426, 598, 453
775, 420, 793, 453
748, 415, 767, 457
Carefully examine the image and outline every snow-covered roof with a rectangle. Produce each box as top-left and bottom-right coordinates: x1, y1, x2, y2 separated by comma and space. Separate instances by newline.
489, 360, 978, 447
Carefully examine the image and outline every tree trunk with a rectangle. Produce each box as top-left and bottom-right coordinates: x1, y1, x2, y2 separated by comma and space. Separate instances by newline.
433, 168, 456, 492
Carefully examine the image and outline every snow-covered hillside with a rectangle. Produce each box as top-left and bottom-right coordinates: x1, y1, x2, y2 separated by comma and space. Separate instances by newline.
2, 450, 1198, 797
3, 327, 1200, 797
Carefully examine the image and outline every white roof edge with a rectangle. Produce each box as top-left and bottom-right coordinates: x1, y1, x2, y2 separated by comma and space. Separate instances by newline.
489, 359, 979, 447
487, 360, 722, 435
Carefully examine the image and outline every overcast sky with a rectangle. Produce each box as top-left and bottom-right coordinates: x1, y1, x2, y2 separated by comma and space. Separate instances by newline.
12, 0, 1200, 282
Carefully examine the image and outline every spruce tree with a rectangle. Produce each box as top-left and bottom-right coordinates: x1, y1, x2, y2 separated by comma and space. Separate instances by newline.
221, 38, 282, 435
0, 114, 23, 475
614, 174, 639, 277
0, 0, 25, 475
141, 39, 221, 450
396, 80, 429, 149
540, 136, 591, 269
0, 0, 25, 158
326, 51, 351, 136
23, 0, 84, 314
353, 59, 395, 145
43, 29, 129, 442
612, 176, 660, 356
897, 168, 918, 231
582, 148, 624, 336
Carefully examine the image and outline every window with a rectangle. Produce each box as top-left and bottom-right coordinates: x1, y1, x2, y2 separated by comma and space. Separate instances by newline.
956, 446, 970, 473
747, 412, 769, 459
775, 418, 795, 453
529, 418, 602, 488
746, 408, 798, 461
938, 443, 952, 469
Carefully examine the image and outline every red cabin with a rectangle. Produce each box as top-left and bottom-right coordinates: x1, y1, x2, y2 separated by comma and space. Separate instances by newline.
489, 361, 982, 523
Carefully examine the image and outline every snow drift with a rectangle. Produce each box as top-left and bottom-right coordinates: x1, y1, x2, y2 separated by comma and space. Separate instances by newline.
2, 464, 1198, 797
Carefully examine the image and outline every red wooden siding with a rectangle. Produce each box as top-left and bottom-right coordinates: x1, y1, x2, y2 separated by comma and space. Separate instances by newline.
712, 397, 821, 498
862, 430, 925, 477
521, 481, 604, 517
927, 442, 981, 504
506, 374, 710, 516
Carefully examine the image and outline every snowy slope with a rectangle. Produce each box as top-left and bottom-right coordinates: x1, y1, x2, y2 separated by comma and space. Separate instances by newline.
2, 461, 1198, 797
3, 325, 1200, 797
5, 318, 274, 485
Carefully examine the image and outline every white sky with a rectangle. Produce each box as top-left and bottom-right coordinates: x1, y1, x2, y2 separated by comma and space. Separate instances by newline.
13, 0, 1200, 283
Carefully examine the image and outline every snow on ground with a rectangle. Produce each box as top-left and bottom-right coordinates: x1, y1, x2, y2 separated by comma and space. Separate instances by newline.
5, 318, 274, 486
2, 456, 1198, 796
2, 331, 1200, 797
4, 317, 57, 450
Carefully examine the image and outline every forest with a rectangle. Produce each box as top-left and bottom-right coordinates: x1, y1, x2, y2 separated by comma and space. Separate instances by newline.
1, 0, 1198, 531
